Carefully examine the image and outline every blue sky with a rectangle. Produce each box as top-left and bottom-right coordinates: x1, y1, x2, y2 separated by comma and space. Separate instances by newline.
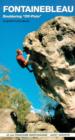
0, 0, 75, 109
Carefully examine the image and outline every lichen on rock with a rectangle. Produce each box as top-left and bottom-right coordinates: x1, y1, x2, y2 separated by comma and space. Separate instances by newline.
23, 16, 75, 119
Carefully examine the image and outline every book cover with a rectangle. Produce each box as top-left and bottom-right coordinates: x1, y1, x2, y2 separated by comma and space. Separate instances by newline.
0, 0, 75, 139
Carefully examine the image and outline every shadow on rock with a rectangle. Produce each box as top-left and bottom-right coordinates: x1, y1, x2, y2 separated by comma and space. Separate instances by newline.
45, 104, 75, 133
10, 111, 27, 133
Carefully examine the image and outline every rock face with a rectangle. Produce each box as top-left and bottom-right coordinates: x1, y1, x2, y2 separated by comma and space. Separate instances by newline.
23, 16, 75, 119
0, 109, 16, 132
0, 111, 64, 140
25, 112, 57, 132
0, 108, 60, 133
24, 112, 64, 140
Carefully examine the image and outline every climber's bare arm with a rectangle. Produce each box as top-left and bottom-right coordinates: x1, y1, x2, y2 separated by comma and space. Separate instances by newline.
26, 54, 30, 61
23, 54, 30, 66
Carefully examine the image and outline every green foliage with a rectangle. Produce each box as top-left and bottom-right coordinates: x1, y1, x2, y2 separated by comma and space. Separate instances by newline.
0, 85, 30, 123
10, 88, 31, 123
0, 65, 31, 123
0, 65, 10, 84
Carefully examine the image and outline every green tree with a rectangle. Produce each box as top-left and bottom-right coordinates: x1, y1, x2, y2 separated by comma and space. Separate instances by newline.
0, 65, 9, 84
0, 65, 30, 123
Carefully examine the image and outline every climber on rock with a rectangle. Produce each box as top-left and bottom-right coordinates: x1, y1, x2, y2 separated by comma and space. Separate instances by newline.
16, 49, 33, 72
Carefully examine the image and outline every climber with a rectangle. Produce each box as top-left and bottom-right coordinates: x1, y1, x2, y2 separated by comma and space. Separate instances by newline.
16, 49, 33, 72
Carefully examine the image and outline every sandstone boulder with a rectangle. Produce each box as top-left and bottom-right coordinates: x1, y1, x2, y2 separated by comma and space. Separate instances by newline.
25, 112, 57, 132
0, 109, 16, 132
24, 16, 75, 119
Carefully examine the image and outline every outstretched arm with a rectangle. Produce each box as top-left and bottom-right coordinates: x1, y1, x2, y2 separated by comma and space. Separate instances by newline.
23, 54, 30, 66
26, 54, 30, 61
